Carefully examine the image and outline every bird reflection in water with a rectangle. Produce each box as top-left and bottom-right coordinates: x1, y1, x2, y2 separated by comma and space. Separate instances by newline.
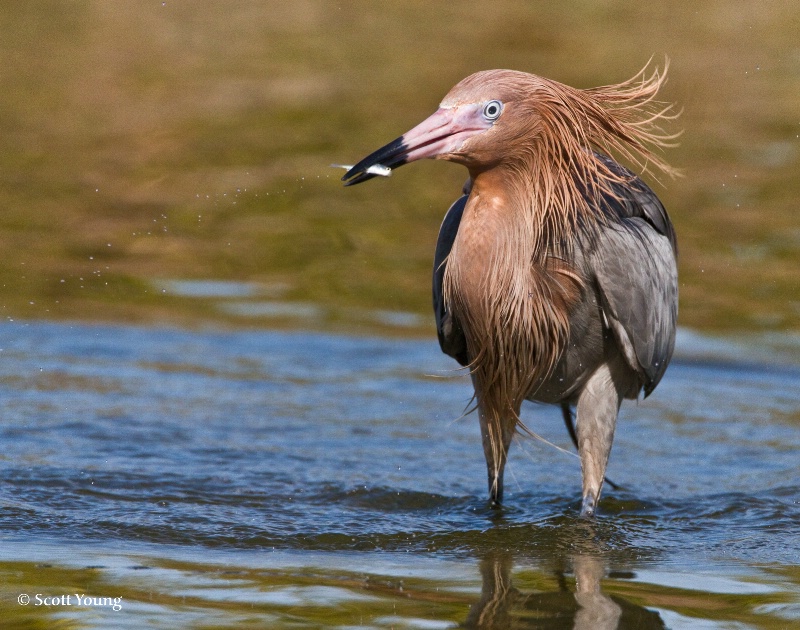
463, 552, 665, 629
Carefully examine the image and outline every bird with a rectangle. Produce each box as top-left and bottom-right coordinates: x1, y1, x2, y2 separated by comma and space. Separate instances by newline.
341, 64, 679, 517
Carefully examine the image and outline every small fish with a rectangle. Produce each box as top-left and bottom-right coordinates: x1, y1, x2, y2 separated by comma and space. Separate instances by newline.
331, 163, 392, 177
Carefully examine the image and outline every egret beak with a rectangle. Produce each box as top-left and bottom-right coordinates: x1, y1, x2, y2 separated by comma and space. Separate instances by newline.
342, 104, 491, 186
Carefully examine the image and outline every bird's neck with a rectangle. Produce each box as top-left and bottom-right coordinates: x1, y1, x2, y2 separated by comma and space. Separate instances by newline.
450, 167, 548, 298
442, 166, 581, 413
454, 171, 526, 277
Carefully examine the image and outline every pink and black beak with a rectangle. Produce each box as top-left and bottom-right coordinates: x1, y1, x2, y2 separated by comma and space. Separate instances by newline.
342, 103, 498, 186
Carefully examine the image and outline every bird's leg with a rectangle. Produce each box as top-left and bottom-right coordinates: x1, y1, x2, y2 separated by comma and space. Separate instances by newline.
575, 357, 626, 517
562, 402, 620, 491
477, 402, 517, 506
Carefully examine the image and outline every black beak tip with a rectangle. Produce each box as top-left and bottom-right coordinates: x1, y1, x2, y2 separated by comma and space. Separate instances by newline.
340, 136, 407, 187
341, 171, 378, 186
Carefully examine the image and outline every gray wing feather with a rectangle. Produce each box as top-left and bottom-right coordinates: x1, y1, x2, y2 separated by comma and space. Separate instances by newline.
591, 204, 678, 396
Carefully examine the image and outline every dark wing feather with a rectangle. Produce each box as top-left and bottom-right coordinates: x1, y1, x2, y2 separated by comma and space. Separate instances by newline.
590, 159, 678, 396
595, 153, 677, 255
432, 193, 468, 366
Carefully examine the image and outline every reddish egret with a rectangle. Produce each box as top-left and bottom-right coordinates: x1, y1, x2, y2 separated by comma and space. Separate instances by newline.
342, 65, 678, 517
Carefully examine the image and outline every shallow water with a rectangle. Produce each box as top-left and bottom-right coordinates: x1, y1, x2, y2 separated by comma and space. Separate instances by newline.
0, 320, 798, 628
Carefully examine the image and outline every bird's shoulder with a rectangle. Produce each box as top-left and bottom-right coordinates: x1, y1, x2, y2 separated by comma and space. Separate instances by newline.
592, 153, 677, 254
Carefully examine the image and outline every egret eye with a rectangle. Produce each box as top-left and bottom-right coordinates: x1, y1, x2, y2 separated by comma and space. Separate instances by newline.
483, 100, 503, 121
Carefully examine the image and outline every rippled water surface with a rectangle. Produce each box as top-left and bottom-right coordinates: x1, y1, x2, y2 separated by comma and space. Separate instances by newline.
0, 320, 798, 628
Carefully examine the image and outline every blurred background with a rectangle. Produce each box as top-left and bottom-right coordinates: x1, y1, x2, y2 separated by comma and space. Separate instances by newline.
1, 0, 798, 335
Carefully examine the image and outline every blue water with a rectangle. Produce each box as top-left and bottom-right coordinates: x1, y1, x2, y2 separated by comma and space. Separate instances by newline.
0, 320, 798, 628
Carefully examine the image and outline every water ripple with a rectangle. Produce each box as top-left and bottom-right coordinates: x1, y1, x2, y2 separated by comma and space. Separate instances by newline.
0, 320, 797, 569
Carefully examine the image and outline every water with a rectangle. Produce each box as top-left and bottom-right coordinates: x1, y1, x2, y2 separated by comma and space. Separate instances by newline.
0, 320, 798, 628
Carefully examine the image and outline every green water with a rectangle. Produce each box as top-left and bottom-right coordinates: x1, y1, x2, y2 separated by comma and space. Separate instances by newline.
0, 1, 797, 331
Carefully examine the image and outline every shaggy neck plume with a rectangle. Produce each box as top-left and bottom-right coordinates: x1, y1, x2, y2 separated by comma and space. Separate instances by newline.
443, 163, 582, 413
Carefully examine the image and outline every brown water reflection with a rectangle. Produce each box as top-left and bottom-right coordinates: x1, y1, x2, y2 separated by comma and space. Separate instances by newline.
0, 2, 798, 333
3, 543, 796, 629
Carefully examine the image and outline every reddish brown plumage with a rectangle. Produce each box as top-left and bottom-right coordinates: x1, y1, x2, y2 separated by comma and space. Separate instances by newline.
438, 66, 678, 496
343, 62, 679, 515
